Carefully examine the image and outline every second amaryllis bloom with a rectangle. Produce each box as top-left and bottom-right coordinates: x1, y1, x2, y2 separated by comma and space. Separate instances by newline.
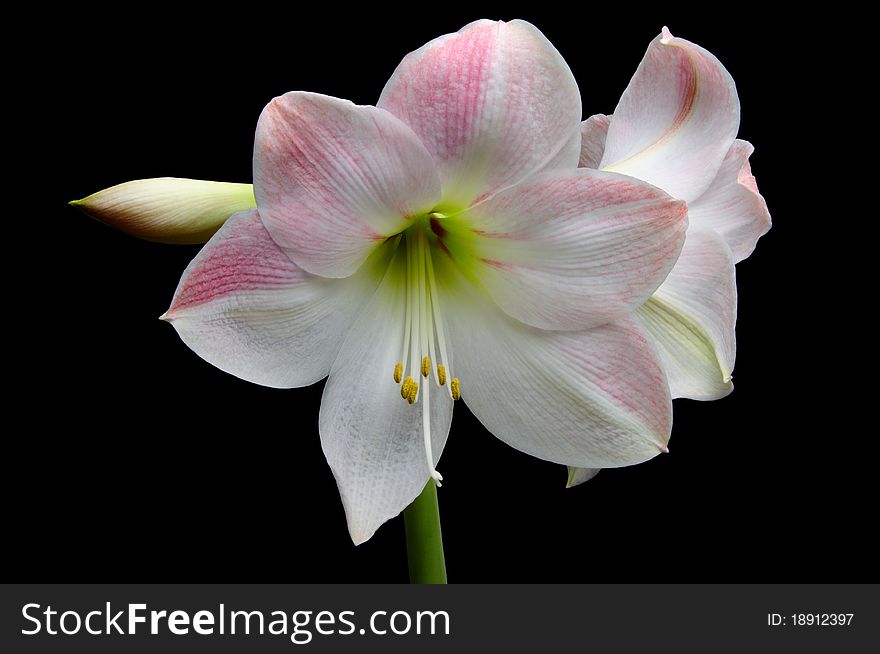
160, 20, 688, 542
568, 27, 771, 486
580, 27, 771, 402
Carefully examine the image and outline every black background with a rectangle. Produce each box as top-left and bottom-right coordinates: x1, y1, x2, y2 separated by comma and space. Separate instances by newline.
12, 4, 870, 582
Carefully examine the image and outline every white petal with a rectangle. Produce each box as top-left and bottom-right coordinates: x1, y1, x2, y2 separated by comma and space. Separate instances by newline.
445, 168, 687, 330
164, 209, 388, 388
320, 246, 453, 544
71, 178, 255, 244
379, 19, 582, 207
600, 27, 739, 202
578, 114, 610, 169
636, 228, 736, 400
689, 140, 771, 263
441, 267, 671, 468
254, 92, 441, 278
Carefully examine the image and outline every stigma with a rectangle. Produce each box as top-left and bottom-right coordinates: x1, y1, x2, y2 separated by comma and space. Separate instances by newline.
389, 220, 460, 487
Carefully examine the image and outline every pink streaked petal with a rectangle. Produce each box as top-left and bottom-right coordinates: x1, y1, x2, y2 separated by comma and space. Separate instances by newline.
441, 271, 672, 468
636, 227, 737, 400
163, 209, 388, 388
446, 169, 688, 331
689, 140, 771, 262
378, 19, 582, 207
600, 27, 739, 202
254, 92, 441, 278
579, 114, 610, 169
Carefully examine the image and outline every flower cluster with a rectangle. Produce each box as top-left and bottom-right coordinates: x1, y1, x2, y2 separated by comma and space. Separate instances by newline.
73, 21, 769, 543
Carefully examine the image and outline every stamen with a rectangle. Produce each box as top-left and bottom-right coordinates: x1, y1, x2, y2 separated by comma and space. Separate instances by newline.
421, 379, 443, 486
401, 376, 414, 400
422, 228, 441, 388
423, 235, 456, 400
389, 218, 458, 485
417, 226, 428, 387
400, 233, 414, 379
408, 232, 421, 399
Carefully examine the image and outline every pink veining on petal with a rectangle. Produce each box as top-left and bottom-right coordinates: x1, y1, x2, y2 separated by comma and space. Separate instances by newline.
166, 210, 304, 317
258, 97, 384, 239
446, 22, 494, 161
480, 257, 512, 269
382, 23, 497, 164
378, 20, 582, 206
468, 175, 683, 240
669, 54, 698, 135
555, 320, 669, 439
444, 298, 672, 466
253, 92, 441, 277
161, 209, 382, 390
448, 169, 688, 331
600, 29, 739, 203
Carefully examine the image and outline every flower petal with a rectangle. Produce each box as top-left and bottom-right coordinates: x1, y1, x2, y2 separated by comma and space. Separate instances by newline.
635, 228, 736, 400
254, 92, 442, 278
70, 178, 255, 244
320, 246, 453, 544
600, 27, 739, 203
163, 209, 388, 388
567, 467, 599, 488
441, 271, 671, 468
444, 169, 687, 330
378, 19, 582, 207
688, 140, 771, 262
578, 114, 610, 169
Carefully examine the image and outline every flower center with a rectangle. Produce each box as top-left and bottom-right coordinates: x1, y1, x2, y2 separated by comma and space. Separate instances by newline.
391, 214, 460, 486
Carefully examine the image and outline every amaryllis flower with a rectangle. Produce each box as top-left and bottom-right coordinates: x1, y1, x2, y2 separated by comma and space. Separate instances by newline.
568, 27, 771, 485
159, 20, 688, 543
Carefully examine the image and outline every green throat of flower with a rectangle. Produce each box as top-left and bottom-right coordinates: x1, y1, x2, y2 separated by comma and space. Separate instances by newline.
391, 213, 461, 487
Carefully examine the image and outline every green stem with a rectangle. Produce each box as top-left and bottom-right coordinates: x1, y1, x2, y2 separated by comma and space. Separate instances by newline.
403, 481, 447, 584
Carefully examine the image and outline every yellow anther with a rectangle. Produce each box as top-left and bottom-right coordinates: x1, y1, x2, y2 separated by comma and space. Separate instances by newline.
437, 364, 447, 386
450, 378, 461, 400
401, 376, 414, 400
421, 356, 431, 378
407, 381, 419, 404
393, 362, 403, 384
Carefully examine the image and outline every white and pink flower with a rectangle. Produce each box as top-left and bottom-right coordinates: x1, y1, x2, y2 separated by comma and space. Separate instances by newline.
73, 21, 770, 540
159, 20, 687, 542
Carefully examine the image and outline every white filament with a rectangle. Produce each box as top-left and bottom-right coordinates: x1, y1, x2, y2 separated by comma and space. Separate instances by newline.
422, 379, 442, 486
392, 221, 458, 484
423, 232, 455, 399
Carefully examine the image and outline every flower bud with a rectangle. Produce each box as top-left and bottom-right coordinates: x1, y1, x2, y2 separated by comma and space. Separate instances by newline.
70, 178, 255, 244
